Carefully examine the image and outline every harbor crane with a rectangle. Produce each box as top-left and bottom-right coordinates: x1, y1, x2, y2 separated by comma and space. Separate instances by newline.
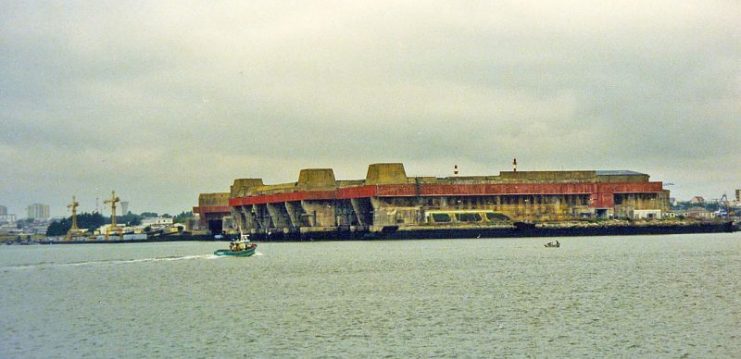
717, 194, 733, 218
65, 196, 84, 240
103, 191, 121, 239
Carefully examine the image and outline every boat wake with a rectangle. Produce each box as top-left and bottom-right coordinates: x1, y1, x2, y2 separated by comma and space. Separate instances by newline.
1, 254, 218, 271
109, 254, 218, 264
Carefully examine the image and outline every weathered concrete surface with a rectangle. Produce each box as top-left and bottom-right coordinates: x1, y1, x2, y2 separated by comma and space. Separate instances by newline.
300, 200, 335, 227
219, 163, 670, 238
266, 203, 292, 231
230, 178, 264, 198
298, 169, 336, 189
198, 192, 230, 207
366, 163, 407, 184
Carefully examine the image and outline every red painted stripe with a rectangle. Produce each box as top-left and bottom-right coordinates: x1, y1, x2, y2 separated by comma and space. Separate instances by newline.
227, 182, 664, 206
229, 190, 337, 206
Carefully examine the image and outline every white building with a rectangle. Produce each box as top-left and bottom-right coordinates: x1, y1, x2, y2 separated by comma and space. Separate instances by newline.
0, 205, 17, 224
0, 214, 16, 224
629, 209, 663, 220
141, 217, 174, 226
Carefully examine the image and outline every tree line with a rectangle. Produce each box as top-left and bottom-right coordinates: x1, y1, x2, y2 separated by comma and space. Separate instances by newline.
46, 211, 193, 236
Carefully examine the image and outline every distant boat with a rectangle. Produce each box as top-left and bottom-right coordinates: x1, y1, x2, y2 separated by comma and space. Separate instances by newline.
544, 240, 560, 248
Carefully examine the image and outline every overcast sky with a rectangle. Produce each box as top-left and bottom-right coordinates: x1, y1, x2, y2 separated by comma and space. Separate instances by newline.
1, 1, 739, 217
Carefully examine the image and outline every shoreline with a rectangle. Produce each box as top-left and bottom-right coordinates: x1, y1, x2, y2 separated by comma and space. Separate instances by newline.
6, 220, 736, 244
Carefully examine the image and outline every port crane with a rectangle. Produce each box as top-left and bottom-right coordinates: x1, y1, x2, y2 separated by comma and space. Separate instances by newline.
65, 196, 84, 240
103, 191, 121, 239
717, 194, 733, 218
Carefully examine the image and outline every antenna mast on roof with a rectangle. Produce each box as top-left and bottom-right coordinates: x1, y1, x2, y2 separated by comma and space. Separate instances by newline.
513, 158, 517, 173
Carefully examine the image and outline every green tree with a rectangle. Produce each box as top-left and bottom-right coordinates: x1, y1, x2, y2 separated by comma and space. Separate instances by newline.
46, 220, 69, 236
174, 211, 193, 224
119, 212, 142, 226
46, 212, 107, 236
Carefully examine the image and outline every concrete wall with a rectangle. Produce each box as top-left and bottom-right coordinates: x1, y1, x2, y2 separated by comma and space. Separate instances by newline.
499, 171, 596, 183
597, 174, 650, 183
613, 193, 665, 218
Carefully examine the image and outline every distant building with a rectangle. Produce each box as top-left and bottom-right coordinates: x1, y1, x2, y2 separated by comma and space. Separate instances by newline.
686, 207, 714, 219
690, 196, 705, 205
628, 209, 663, 220
26, 203, 50, 220
0, 205, 14, 224
0, 213, 16, 224
120, 201, 129, 215
141, 217, 174, 226
736, 189, 740, 202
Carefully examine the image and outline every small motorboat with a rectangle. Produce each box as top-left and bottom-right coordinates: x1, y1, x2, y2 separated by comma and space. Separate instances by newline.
214, 235, 257, 257
544, 240, 560, 248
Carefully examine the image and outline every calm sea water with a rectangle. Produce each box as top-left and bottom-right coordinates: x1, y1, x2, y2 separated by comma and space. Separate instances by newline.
1, 233, 739, 358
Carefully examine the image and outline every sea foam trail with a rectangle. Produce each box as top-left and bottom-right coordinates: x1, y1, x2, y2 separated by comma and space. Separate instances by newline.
1, 254, 217, 271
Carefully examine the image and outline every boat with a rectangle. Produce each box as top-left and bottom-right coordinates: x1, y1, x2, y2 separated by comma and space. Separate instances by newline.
214, 235, 257, 257
544, 240, 560, 248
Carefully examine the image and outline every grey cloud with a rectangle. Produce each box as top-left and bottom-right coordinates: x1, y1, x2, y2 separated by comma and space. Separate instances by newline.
1, 1, 739, 215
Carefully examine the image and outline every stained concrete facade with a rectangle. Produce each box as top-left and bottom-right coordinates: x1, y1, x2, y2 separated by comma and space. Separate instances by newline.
193, 192, 232, 234
205, 163, 669, 238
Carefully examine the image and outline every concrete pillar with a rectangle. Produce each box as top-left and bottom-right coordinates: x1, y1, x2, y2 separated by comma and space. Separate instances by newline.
284, 201, 304, 227
241, 206, 258, 233
370, 197, 394, 226
300, 200, 335, 227
267, 203, 291, 230
231, 207, 246, 232
253, 204, 272, 230
335, 199, 354, 226
351, 198, 373, 226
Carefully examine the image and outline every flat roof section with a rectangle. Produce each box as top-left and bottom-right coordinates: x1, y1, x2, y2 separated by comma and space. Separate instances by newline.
596, 170, 647, 176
